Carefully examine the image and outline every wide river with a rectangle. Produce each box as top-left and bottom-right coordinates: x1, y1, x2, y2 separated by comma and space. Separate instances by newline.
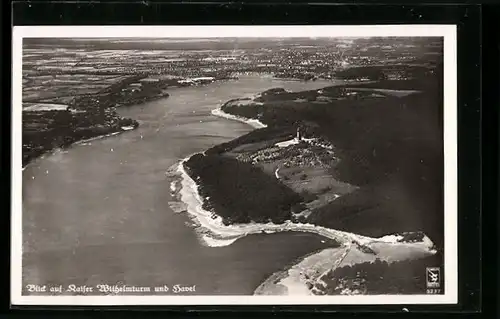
22, 74, 343, 295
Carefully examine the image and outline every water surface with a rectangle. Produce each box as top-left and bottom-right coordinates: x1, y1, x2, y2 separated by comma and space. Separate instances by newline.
22, 75, 343, 295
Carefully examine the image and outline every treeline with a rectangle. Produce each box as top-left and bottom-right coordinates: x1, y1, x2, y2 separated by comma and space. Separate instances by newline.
253, 88, 321, 103
184, 153, 303, 225
316, 253, 444, 295
307, 184, 440, 241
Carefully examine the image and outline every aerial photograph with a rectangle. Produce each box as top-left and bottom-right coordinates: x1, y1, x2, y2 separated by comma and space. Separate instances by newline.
20, 36, 445, 297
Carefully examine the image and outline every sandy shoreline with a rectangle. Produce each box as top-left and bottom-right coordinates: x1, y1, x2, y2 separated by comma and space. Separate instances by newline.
254, 238, 437, 296
211, 107, 267, 129
175, 157, 436, 252
254, 247, 342, 296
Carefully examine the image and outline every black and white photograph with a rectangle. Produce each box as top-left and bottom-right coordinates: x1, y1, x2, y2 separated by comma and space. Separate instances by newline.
11, 26, 457, 305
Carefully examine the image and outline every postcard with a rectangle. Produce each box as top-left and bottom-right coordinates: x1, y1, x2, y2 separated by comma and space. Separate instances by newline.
11, 25, 457, 305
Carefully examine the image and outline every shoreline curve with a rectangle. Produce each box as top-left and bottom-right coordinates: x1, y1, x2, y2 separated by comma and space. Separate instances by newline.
172, 105, 438, 296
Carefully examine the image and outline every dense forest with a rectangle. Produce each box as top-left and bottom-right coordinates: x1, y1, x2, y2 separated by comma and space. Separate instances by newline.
218, 65, 443, 247
197, 62, 444, 249
184, 154, 304, 225
22, 109, 138, 166
315, 252, 444, 295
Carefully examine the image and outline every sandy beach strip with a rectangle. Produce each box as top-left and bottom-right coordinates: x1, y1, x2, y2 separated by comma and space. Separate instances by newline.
254, 239, 438, 296
211, 107, 267, 129
181, 105, 438, 294
254, 247, 349, 296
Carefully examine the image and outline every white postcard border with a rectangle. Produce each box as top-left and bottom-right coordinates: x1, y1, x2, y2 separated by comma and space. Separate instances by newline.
11, 25, 458, 306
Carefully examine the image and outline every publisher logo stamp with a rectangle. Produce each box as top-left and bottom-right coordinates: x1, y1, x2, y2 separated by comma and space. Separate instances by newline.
426, 267, 441, 288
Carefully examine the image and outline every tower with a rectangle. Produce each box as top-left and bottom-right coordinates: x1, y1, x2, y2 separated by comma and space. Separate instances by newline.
296, 126, 302, 141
